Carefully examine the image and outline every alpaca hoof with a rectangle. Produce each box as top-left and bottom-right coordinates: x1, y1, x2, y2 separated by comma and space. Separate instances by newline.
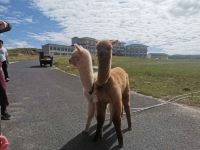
127, 127, 132, 131
112, 144, 124, 149
93, 136, 98, 142
108, 122, 112, 126
93, 134, 102, 142
118, 143, 124, 149
82, 130, 89, 136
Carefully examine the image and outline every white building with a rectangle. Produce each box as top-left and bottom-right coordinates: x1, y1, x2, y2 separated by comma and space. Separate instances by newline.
42, 44, 74, 56
71, 37, 96, 54
113, 41, 126, 56
125, 44, 148, 57
42, 37, 148, 57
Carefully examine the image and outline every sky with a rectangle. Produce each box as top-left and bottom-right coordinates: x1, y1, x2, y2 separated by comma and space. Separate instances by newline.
0, 0, 200, 55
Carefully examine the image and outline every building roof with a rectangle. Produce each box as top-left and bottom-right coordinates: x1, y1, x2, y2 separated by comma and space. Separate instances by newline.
72, 37, 96, 41
114, 41, 126, 45
42, 43, 72, 47
148, 53, 168, 56
82, 37, 96, 40
126, 44, 148, 47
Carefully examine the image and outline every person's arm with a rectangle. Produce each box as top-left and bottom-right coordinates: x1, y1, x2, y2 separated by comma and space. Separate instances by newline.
0, 21, 12, 33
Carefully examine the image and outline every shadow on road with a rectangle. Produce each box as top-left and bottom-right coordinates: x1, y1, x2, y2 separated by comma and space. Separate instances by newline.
29, 65, 43, 68
58, 124, 130, 150
29, 65, 49, 68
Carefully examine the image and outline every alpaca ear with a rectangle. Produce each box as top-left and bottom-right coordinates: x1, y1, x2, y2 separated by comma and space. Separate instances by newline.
79, 45, 84, 49
109, 40, 118, 45
95, 40, 100, 45
74, 44, 82, 53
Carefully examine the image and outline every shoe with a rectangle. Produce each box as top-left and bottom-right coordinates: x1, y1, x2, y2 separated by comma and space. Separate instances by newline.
3, 112, 11, 118
1, 114, 10, 120
5, 78, 10, 82
1, 112, 11, 119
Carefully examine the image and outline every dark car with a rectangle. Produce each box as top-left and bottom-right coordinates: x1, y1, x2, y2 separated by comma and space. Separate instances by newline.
39, 52, 53, 67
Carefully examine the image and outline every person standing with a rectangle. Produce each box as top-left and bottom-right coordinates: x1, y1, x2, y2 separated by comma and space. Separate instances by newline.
0, 21, 11, 120
0, 40, 9, 82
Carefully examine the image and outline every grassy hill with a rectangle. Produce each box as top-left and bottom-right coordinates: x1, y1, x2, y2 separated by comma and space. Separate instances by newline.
8, 48, 40, 61
8, 48, 40, 55
169, 55, 200, 59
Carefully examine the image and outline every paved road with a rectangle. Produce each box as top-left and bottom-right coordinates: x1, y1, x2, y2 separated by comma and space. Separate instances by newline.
1, 60, 200, 150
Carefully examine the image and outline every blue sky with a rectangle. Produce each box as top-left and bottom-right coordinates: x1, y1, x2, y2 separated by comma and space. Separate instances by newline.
0, 0, 61, 48
1, 0, 200, 55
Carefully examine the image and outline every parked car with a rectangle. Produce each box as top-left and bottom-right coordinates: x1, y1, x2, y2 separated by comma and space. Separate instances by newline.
39, 52, 53, 67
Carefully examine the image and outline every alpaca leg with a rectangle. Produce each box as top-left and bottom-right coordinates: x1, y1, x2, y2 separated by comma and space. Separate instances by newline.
123, 86, 132, 130
112, 103, 123, 148
123, 97, 132, 130
121, 106, 124, 117
108, 104, 112, 126
84, 102, 95, 134
94, 101, 107, 141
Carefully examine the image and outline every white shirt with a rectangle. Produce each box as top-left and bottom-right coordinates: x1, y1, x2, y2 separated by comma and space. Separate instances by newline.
0, 47, 8, 62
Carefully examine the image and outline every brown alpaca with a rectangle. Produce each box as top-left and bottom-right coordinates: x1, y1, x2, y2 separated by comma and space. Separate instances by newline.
69, 44, 112, 134
94, 40, 132, 148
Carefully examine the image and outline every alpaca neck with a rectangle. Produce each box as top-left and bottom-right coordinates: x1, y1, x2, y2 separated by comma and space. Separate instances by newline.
79, 60, 94, 91
97, 55, 111, 85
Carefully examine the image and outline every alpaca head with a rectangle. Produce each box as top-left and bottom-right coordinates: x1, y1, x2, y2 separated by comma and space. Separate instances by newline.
69, 44, 91, 68
96, 40, 118, 64
96, 40, 118, 85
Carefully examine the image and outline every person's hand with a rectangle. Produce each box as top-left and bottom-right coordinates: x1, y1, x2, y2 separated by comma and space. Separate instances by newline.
0, 21, 11, 33
0, 21, 7, 30
0, 134, 9, 150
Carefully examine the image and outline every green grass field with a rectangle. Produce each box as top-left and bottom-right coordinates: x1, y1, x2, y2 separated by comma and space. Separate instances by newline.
8, 48, 38, 62
9, 54, 38, 62
54, 56, 200, 107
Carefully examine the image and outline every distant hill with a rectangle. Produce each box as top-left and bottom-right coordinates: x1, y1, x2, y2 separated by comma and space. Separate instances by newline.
169, 55, 200, 59
8, 48, 41, 55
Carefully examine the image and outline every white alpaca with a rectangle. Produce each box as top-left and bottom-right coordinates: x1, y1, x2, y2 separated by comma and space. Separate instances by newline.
69, 44, 111, 134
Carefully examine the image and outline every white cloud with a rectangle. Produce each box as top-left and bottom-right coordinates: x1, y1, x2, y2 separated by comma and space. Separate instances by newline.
0, 0, 10, 14
30, 0, 200, 54
5, 16, 34, 24
5, 40, 33, 49
169, 0, 200, 17
11, 11, 23, 18
28, 32, 69, 44
0, 0, 10, 4
24, 16, 34, 23
0, 5, 8, 13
